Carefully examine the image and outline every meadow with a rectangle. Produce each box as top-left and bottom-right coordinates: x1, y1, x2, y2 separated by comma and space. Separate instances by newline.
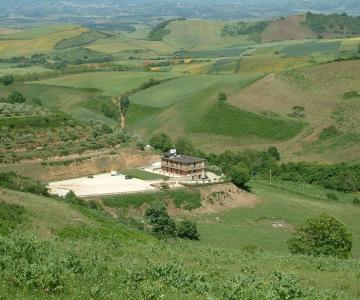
33, 71, 175, 96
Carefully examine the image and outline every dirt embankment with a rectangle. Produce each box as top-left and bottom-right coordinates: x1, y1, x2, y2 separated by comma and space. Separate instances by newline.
1, 151, 160, 182
169, 183, 259, 217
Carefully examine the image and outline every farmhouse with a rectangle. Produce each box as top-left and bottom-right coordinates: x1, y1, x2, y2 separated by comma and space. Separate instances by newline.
161, 149, 205, 180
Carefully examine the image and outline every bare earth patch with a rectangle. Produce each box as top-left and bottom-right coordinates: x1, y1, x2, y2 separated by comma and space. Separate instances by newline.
169, 183, 259, 217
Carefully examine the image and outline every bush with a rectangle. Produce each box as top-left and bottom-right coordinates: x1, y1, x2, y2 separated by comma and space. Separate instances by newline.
267, 146, 280, 161
149, 132, 173, 152
6, 91, 26, 104
145, 201, 176, 237
288, 213, 352, 258
325, 192, 339, 201
229, 163, 250, 189
206, 165, 223, 176
176, 220, 200, 240
218, 92, 227, 101
2, 75, 15, 86
353, 196, 360, 206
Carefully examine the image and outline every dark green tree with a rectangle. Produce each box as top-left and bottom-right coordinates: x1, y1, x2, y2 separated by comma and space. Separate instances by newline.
218, 92, 227, 101
288, 213, 352, 258
267, 146, 281, 161
2, 75, 15, 86
7, 91, 26, 104
145, 201, 176, 236
149, 132, 173, 151
229, 163, 251, 189
177, 220, 200, 240
175, 137, 194, 155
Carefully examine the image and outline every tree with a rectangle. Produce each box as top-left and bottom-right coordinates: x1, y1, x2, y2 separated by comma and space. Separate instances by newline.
229, 163, 250, 189
218, 92, 227, 101
288, 213, 352, 259
267, 146, 281, 161
2, 75, 14, 86
7, 91, 26, 104
115, 95, 130, 129
175, 137, 194, 155
149, 132, 173, 151
177, 220, 200, 240
145, 201, 176, 236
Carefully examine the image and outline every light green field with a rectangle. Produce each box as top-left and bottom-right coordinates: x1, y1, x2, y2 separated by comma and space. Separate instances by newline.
33, 71, 177, 96
0, 66, 55, 76
130, 75, 233, 108
198, 180, 360, 256
164, 19, 255, 50
0, 26, 87, 58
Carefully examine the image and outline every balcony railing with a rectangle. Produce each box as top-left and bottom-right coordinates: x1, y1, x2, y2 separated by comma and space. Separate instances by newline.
161, 163, 204, 171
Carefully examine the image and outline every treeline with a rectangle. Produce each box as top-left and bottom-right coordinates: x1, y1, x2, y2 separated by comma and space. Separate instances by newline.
222, 21, 269, 36
55, 30, 111, 50
305, 12, 360, 35
148, 18, 185, 41
148, 132, 360, 193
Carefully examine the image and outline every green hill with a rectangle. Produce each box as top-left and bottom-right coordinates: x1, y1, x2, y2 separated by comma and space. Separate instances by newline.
0, 177, 360, 298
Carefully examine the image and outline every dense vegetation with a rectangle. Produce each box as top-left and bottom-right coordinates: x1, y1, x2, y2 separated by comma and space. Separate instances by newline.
222, 21, 269, 42
305, 12, 360, 35
288, 213, 353, 259
55, 30, 111, 50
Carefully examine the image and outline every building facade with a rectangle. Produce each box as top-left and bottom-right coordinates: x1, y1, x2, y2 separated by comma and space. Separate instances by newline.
161, 151, 205, 180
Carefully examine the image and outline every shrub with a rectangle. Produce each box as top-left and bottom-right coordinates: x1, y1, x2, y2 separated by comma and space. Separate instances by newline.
229, 163, 250, 189
325, 192, 339, 201
176, 220, 200, 240
2, 75, 15, 86
288, 213, 352, 258
7, 91, 26, 104
267, 146, 280, 161
149, 132, 173, 152
353, 196, 360, 206
218, 92, 227, 101
206, 165, 223, 176
145, 201, 176, 237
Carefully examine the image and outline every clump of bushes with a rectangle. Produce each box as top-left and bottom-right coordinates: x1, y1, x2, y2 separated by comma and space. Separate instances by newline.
0, 172, 48, 196
145, 201, 200, 240
325, 192, 339, 201
353, 196, 360, 206
288, 213, 352, 259
218, 92, 227, 101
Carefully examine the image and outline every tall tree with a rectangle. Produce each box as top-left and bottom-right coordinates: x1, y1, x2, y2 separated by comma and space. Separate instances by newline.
115, 95, 130, 130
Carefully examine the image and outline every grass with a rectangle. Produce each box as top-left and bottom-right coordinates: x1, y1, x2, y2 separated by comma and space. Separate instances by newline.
122, 169, 169, 180
175, 47, 249, 58
0, 184, 359, 298
0, 66, 55, 76
190, 102, 305, 141
197, 180, 360, 257
0, 26, 87, 58
163, 19, 254, 50
281, 40, 341, 56
130, 75, 232, 108
209, 58, 240, 74
102, 188, 201, 210
34, 71, 175, 96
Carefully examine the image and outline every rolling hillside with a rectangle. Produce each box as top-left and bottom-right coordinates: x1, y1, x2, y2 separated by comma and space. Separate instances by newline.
1, 178, 360, 298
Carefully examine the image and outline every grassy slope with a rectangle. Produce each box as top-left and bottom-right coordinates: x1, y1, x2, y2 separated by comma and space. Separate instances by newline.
198, 180, 360, 256
163, 19, 255, 50
33, 71, 176, 96
1, 184, 360, 298
229, 59, 360, 162
0, 26, 88, 58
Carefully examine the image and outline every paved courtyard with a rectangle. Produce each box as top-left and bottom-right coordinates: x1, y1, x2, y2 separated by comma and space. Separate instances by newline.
48, 173, 159, 197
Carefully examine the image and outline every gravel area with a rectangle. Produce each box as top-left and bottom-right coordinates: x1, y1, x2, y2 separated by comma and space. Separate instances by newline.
48, 173, 159, 197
